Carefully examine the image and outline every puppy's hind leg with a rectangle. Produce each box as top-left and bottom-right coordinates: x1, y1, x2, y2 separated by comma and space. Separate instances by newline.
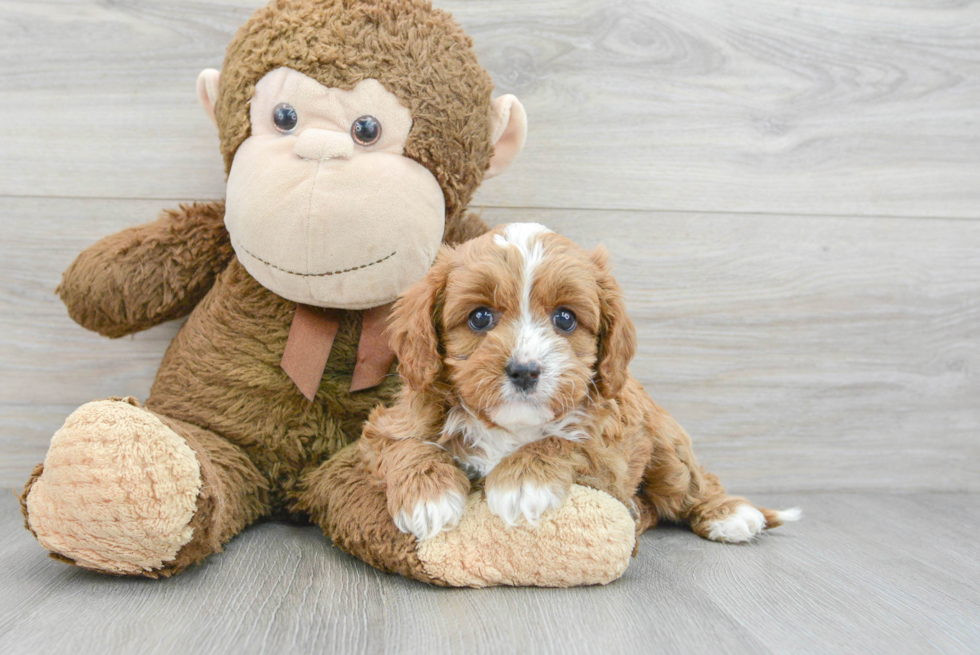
683, 472, 802, 543
638, 409, 800, 544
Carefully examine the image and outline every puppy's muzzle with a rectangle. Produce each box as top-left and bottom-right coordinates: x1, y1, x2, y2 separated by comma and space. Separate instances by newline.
505, 360, 541, 393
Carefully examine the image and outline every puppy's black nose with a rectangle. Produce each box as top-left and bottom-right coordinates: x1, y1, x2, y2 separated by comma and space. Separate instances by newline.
506, 361, 541, 392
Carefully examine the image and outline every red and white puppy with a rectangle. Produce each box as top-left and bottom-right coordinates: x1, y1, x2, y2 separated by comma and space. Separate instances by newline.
359, 223, 800, 542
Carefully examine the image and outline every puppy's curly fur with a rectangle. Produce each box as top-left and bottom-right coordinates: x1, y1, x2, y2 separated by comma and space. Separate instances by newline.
360, 224, 801, 542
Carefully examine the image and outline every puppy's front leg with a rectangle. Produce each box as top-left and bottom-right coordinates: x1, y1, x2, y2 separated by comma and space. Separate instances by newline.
361, 432, 470, 541
484, 437, 585, 526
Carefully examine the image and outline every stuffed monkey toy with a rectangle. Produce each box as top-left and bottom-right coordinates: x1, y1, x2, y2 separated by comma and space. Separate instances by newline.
19, 0, 636, 586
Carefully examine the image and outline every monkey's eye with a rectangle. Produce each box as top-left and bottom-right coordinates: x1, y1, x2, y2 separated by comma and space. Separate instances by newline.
351, 115, 382, 146
552, 308, 577, 333
468, 307, 496, 332
273, 103, 298, 133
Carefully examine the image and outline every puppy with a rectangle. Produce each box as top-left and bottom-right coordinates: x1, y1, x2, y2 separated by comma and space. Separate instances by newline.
359, 223, 800, 542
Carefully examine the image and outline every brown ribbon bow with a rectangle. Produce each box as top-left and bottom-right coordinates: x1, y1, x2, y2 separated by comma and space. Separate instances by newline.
280, 303, 396, 401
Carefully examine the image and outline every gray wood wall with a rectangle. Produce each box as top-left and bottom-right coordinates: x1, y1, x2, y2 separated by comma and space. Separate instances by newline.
1, 0, 978, 493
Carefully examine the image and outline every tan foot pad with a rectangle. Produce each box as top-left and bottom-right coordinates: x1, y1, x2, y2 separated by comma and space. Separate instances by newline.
417, 485, 635, 587
25, 398, 202, 575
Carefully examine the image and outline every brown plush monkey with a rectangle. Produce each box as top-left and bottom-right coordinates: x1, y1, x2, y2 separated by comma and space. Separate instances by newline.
19, 0, 636, 586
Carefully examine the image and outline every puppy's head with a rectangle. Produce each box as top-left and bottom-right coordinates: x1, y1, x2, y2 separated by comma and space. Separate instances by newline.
388, 223, 636, 428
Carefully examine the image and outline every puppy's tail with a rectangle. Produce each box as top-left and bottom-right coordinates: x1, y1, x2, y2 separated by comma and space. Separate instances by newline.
760, 506, 803, 529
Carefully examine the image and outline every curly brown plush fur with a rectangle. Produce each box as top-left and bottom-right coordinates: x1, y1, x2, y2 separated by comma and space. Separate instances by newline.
57, 201, 234, 339
20, 0, 496, 577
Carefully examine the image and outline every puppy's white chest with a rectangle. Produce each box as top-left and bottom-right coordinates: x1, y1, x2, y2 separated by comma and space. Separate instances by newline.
442, 406, 584, 479
462, 426, 543, 479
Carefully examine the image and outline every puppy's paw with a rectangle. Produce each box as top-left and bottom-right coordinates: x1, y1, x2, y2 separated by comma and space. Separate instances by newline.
393, 491, 467, 541
486, 482, 567, 527
706, 504, 767, 543
385, 457, 470, 541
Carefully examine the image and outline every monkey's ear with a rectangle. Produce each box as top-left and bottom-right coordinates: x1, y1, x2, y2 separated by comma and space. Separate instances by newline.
486, 95, 527, 179
196, 69, 221, 127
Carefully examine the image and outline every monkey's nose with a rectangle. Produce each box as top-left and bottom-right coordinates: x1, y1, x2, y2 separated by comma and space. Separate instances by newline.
293, 128, 354, 161
505, 360, 541, 393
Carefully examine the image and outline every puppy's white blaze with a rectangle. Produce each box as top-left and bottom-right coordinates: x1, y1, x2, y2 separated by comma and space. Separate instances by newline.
486, 482, 565, 527
495, 223, 572, 413
707, 504, 767, 543
512, 318, 553, 364
393, 491, 466, 541
494, 222, 552, 256
495, 222, 551, 317
505, 318, 570, 411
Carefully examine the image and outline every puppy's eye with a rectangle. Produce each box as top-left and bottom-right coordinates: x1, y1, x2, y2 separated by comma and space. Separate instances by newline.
351, 115, 382, 145
552, 308, 577, 332
468, 307, 495, 332
273, 103, 298, 133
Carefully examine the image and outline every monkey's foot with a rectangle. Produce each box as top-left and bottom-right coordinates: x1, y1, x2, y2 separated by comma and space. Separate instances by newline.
22, 398, 202, 575
417, 485, 635, 587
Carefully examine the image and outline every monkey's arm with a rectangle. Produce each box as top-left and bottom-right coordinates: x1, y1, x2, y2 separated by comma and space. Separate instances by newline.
58, 200, 233, 338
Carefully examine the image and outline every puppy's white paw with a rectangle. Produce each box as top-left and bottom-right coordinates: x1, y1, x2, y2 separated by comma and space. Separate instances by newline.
707, 504, 767, 543
486, 482, 566, 527
394, 491, 466, 541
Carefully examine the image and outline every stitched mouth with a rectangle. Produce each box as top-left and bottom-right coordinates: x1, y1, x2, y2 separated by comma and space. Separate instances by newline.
236, 243, 396, 277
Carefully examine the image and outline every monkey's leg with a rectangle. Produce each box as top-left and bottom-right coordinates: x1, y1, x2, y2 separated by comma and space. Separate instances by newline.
295, 442, 443, 584
20, 397, 268, 577
297, 444, 636, 588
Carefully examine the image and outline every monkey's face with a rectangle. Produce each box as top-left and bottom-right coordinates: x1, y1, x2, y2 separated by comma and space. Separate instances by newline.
224, 67, 445, 309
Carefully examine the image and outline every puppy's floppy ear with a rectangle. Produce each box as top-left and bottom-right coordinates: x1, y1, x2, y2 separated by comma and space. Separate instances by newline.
591, 245, 637, 398
388, 247, 454, 392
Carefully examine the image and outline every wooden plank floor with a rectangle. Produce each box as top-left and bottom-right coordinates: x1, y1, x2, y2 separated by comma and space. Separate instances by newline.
1, 494, 978, 655
1, 1, 978, 654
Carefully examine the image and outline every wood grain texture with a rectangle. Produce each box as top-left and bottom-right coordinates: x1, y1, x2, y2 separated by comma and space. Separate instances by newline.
1, 1, 978, 217
1, 494, 978, 655
1, 2, 978, 651
2, 198, 977, 493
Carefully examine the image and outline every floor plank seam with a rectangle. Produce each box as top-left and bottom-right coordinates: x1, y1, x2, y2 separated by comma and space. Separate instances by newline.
2, 193, 978, 223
